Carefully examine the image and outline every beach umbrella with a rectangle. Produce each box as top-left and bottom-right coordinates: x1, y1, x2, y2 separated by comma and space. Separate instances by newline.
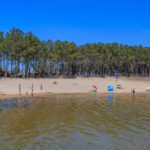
108, 86, 114, 91
92, 85, 98, 89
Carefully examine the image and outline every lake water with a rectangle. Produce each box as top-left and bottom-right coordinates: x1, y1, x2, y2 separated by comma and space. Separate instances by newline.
0, 94, 150, 150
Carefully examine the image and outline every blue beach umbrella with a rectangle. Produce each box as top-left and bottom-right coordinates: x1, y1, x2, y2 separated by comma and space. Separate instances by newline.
108, 86, 114, 91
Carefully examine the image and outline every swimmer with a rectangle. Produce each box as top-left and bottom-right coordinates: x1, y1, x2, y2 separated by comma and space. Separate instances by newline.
131, 88, 136, 95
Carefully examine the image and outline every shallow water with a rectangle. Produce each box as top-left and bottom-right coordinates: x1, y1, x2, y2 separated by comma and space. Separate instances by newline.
0, 94, 150, 150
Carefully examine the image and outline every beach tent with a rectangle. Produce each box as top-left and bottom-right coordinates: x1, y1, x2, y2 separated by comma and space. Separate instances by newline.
108, 86, 114, 91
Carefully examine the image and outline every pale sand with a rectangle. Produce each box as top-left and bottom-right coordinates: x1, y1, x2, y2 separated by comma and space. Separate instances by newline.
0, 77, 150, 98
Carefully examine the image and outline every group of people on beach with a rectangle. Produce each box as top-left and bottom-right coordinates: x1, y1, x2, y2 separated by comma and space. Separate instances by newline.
91, 73, 136, 95
17, 73, 137, 97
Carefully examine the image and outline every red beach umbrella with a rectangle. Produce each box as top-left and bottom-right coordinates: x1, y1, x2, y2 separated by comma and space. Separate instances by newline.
92, 85, 98, 89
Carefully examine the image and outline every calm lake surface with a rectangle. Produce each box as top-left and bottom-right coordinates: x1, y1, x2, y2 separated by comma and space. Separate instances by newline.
0, 94, 150, 150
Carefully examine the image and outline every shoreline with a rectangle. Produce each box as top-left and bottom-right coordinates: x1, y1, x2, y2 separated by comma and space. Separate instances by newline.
0, 91, 148, 101
0, 77, 150, 100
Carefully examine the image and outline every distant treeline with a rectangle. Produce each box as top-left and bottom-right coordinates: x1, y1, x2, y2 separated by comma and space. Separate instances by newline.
0, 28, 150, 78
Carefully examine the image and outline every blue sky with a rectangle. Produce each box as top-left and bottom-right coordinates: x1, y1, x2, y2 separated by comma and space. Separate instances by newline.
0, 0, 150, 46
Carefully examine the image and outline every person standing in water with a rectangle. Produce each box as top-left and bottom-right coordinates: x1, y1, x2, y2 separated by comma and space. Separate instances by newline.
131, 88, 136, 95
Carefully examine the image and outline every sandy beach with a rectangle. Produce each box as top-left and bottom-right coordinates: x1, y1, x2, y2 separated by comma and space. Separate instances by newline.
0, 77, 150, 98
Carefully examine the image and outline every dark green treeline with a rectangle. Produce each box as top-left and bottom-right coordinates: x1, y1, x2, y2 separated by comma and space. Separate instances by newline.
0, 28, 150, 78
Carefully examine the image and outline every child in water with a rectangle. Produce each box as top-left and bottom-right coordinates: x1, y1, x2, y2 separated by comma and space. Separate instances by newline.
131, 88, 136, 95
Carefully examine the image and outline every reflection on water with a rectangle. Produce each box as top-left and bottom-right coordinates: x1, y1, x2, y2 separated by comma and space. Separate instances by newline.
0, 94, 150, 150
0, 97, 34, 111
107, 94, 113, 101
